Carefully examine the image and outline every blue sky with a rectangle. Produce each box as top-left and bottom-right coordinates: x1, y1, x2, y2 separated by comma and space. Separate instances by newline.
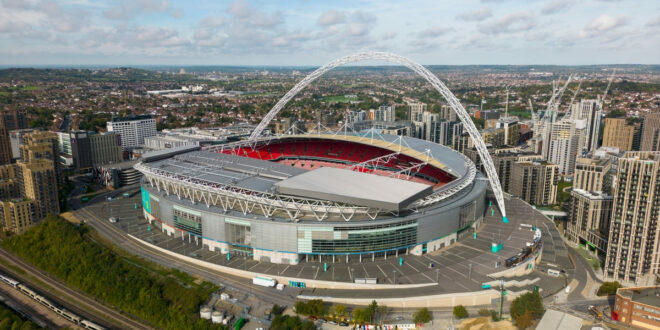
1, 0, 658, 65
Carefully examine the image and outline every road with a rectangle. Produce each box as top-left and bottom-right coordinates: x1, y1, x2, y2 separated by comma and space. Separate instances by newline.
0, 247, 152, 330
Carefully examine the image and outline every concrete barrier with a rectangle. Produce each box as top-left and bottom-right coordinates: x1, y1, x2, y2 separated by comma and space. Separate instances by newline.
298, 288, 527, 308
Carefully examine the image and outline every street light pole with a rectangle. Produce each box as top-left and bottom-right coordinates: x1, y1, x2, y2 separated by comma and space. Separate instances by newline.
393, 270, 396, 284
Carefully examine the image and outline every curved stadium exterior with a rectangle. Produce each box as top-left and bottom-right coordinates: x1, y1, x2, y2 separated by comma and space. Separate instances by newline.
135, 132, 487, 265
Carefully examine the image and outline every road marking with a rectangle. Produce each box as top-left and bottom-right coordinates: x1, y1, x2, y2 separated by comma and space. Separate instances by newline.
281, 265, 290, 275
376, 264, 390, 283
361, 264, 369, 278
296, 266, 305, 277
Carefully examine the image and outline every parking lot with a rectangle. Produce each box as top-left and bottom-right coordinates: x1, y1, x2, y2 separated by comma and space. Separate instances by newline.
78, 190, 567, 298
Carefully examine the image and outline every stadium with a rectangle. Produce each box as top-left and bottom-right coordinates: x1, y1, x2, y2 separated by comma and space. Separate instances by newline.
135, 132, 488, 265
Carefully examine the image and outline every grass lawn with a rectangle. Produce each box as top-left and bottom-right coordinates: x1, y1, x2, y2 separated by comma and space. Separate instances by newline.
324, 95, 356, 103
574, 246, 602, 270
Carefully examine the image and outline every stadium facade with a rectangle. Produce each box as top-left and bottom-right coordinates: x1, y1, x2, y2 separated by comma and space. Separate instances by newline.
136, 133, 487, 265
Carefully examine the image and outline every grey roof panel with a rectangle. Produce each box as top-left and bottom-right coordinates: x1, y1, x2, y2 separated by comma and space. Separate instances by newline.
274, 167, 433, 211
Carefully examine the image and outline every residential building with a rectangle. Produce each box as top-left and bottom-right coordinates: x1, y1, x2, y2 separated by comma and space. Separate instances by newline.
19, 131, 62, 185
605, 152, 660, 283
567, 189, 613, 253
0, 165, 18, 200
573, 157, 614, 193
496, 117, 521, 146
0, 116, 11, 165
106, 115, 157, 149
602, 118, 636, 151
510, 161, 559, 206
17, 160, 59, 220
1, 109, 28, 131
492, 150, 543, 193
481, 128, 506, 148
641, 113, 660, 151
614, 286, 660, 329
547, 119, 586, 175
9, 129, 36, 160
0, 199, 37, 234
408, 103, 427, 122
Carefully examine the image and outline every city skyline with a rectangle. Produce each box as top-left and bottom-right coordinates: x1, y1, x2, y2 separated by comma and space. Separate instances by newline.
1, 0, 659, 66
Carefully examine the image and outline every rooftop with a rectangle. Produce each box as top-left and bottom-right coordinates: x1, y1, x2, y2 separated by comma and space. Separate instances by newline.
619, 287, 660, 308
274, 167, 433, 211
110, 115, 153, 122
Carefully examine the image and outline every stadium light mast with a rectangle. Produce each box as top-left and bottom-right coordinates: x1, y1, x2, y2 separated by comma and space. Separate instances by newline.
249, 51, 508, 219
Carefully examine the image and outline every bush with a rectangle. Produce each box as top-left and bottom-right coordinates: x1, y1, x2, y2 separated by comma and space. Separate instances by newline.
515, 310, 534, 329
271, 314, 315, 330
597, 281, 622, 296
510, 291, 544, 321
453, 305, 468, 319
294, 299, 325, 316
2, 215, 221, 330
491, 310, 500, 322
413, 307, 432, 324
478, 308, 490, 316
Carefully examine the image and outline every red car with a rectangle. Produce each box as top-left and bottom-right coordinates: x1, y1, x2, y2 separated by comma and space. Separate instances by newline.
308, 315, 317, 321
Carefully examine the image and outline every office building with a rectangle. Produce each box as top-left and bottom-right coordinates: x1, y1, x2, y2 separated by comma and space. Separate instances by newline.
641, 113, 660, 151
107, 115, 157, 149
90, 132, 123, 165
567, 189, 613, 253
17, 160, 59, 219
19, 131, 62, 185
605, 152, 660, 283
510, 161, 559, 206
58, 131, 93, 172
602, 118, 636, 151
614, 286, 660, 328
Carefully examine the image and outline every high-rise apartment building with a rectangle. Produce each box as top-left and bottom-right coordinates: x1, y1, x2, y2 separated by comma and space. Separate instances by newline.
20, 131, 62, 185
573, 157, 614, 193
408, 103, 427, 122
605, 152, 660, 283
547, 119, 586, 175
107, 115, 157, 149
2, 110, 28, 131
496, 117, 521, 146
0, 199, 37, 234
90, 132, 123, 166
492, 150, 543, 193
567, 189, 613, 253
510, 160, 559, 206
0, 165, 18, 200
602, 118, 636, 151
17, 160, 59, 219
641, 113, 660, 151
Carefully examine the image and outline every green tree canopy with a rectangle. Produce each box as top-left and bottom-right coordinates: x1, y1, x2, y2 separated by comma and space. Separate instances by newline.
414, 307, 433, 324
453, 305, 468, 319
510, 291, 544, 321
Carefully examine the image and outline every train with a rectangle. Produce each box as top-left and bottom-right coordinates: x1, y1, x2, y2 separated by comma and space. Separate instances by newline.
0, 273, 106, 330
505, 229, 543, 268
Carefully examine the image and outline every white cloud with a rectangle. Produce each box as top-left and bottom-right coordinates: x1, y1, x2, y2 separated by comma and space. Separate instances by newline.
541, 0, 574, 15
646, 15, 660, 27
104, 0, 170, 20
456, 7, 492, 21
317, 10, 345, 26
418, 26, 453, 38
579, 14, 628, 38
382, 31, 397, 40
478, 12, 536, 34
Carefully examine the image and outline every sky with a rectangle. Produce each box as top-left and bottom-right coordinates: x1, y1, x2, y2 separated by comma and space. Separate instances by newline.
0, 0, 659, 66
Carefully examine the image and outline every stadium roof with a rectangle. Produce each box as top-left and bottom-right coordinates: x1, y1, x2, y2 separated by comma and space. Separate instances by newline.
275, 167, 433, 211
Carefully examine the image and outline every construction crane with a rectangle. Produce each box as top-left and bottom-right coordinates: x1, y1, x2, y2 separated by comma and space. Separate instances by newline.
564, 80, 582, 119
601, 69, 617, 102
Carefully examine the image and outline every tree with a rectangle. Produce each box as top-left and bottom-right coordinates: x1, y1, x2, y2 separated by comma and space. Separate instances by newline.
510, 291, 544, 320
414, 307, 432, 325
294, 301, 307, 315
453, 305, 468, 319
352, 307, 368, 325
366, 300, 378, 323
597, 281, 622, 296
478, 308, 491, 316
515, 310, 534, 329
333, 304, 347, 319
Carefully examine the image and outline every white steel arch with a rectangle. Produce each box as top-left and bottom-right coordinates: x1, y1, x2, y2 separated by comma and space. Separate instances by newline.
250, 51, 507, 219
